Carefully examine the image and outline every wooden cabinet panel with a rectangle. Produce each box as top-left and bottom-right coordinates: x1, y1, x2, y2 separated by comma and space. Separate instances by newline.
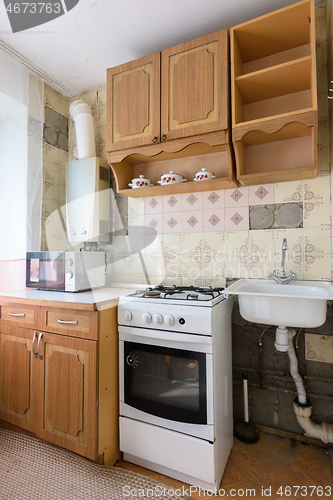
41, 307, 98, 340
107, 52, 160, 152
0, 303, 38, 329
0, 326, 36, 433
161, 29, 229, 141
38, 333, 98, 460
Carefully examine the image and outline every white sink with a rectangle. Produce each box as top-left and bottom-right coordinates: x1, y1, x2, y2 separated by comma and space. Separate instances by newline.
225, 279, 333, 328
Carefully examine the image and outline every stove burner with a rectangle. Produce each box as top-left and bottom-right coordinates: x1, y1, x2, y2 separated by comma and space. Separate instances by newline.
187, 293, 199, 300
143, 291, 161, 298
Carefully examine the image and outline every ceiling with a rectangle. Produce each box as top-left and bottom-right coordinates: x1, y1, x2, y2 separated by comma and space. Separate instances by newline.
0, 0, 300, 97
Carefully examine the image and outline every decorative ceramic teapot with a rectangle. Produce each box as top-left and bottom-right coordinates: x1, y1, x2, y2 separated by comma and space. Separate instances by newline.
157, 171, 187, 185
193, 168, 216, 181
128, 175, 153, 189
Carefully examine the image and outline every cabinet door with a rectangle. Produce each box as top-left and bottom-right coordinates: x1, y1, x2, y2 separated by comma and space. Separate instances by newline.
37, 332, 98, 460
161, 29, 229, 141
0, 326, 37, 432
107, 52, 160, 152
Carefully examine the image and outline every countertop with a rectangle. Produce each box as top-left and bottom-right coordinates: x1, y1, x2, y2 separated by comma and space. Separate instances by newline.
0, 285, 143, 311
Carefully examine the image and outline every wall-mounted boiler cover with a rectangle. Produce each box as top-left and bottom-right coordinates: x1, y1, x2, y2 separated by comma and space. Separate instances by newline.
65, 157, 111, 243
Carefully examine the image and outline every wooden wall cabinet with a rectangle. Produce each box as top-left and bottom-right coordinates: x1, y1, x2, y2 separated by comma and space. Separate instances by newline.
107, 29, 237, 196
0, 300, 120, 466
230, 0, 318, 185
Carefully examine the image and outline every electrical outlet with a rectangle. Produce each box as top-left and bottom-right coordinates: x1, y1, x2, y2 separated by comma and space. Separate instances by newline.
305, 334, 333, 363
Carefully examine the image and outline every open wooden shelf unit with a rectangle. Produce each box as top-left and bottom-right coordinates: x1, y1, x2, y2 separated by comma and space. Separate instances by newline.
230, 0, 318, 186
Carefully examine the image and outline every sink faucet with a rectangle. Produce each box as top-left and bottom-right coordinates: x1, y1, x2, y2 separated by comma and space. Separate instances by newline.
268, 238, 298, 284
280, 238, 287, 278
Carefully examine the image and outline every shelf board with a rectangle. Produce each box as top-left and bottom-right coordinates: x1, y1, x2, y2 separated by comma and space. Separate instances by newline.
235, 56, 311, 104
119, 177, 237, 198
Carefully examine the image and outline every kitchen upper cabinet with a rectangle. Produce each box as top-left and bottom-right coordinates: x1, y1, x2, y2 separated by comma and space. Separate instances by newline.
161, 30, 228, 141
106, 29, 237, 197
0, 326, 36, 433
107, 52, 160, 151
230, 0, 317, 185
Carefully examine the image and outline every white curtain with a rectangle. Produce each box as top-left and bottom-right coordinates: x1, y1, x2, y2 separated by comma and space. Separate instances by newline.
0, 50, 43, 292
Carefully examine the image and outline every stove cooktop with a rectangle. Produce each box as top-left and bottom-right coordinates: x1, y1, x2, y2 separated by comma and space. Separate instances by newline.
130, 285, 225, 302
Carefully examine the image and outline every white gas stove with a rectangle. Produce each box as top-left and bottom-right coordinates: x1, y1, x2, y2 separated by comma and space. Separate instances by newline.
118, 284, 234, 490
118, 285, 227, 335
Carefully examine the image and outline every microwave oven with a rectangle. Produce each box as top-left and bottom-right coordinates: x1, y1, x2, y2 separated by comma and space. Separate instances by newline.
26, 251, 105, 292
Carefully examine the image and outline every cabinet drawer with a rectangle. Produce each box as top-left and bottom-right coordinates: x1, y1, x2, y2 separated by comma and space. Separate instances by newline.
41, 308, 98, 340
0, 304, 38, 329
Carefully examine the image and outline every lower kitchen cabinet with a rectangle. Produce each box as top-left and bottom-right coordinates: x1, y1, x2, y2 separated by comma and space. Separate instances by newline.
37, 332, 98, 460
0, 299, 120, 466
0, 326, 36, 433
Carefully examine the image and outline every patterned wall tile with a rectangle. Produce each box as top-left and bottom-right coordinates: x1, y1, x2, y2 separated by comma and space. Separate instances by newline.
303, 253, 331, 280
182, 233, 203, 255
248, 184, 275, 206
162, 233, 182, 254
128, 197, 145, 216
303, 199, 331, 229
144, 214, 162, 234
145, 196, 163, 214
304, 177, 330, 201
203, 208, 225, 232
163, 212, 182, 234
202, 232, 225, 257
202, 190, 224, 209
225, 231, 250, 279
181, 191, 203, 211
248, 230, 275, 279
96, 86, 107, 126
225, 207, 249, 231
164, 253, 182, 278
275, 181, 303, 204
181, 210, 203, 233
96, 126, 106, 161
317, 145, 331, 177
225, 186, 249, 208
162, 194, 182, 213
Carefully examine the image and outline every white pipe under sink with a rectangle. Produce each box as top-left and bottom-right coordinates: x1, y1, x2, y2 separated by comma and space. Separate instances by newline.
277, 327, 333, 444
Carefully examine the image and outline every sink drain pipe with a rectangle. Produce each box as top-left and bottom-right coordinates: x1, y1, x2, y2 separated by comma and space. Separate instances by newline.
277, 327, 333, 444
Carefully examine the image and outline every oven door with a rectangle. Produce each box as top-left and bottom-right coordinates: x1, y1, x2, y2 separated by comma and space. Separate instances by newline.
119, 326, 214, 441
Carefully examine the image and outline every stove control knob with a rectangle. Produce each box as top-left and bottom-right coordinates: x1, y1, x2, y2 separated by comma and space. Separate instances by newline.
153, 313, 163, 325
164, 315, 175, 327
123, 310, 132, 322
142, 312, 152, 324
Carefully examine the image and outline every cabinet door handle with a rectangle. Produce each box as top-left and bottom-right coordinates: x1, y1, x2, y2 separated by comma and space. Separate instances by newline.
161, 134, 167, 141
57, 319, 78, 325
8, 312, 25, 317
37, 332, 43, 360
152, 136, 158, 143
32, 331, 37, 357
